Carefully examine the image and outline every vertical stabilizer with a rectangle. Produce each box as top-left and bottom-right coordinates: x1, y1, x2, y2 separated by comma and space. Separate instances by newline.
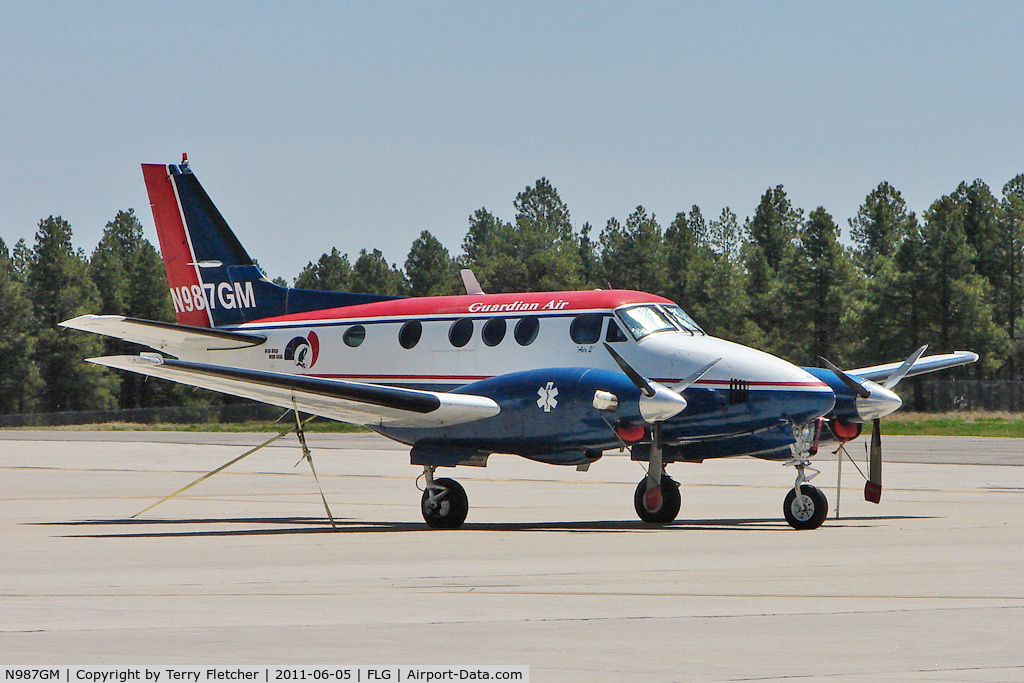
142, 160, 401, 328
143, 162, 213, 327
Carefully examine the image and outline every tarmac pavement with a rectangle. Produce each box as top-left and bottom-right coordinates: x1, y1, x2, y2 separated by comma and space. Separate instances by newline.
1, 431, 1022, 681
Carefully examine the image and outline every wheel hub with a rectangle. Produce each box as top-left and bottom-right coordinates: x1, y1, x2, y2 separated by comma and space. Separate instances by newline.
790, 494, 814, 521
643, 485, 663, 513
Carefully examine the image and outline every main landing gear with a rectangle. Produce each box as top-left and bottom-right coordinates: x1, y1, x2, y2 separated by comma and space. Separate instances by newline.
633, 476, 681, 523
633, 419, 682, 523
419, 466, 469, 529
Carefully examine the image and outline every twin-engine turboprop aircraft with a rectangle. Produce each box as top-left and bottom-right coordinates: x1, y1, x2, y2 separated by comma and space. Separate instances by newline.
61, 158, 978, 529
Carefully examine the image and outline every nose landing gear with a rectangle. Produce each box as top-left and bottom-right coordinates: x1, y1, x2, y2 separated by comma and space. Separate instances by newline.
783, 421, 828, 529
784, 483, 828, 530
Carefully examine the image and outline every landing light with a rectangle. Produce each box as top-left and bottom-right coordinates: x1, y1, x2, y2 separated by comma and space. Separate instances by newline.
593, 390, 619, 412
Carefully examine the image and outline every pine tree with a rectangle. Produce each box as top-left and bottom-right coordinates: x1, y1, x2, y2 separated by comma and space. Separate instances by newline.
0, 238, 42, 413
90, 209, 179, 408
915, 194, 1008, 375
350, 248, 408, 296
746, 185, 801, 269
405, 231, 460, 296
998, 175, 1024, 377
462, 179, 583, 293
663, 206, 704, 306
27, 216, 116, 412
294, 248, 353, 291
780, 207, 862, 365
744, 186, 803, 356
693, 208, 758, 344
577, 222, 598, 289
849, 181, 915, 272
851, 184, 923, 366
598, 207, 667, 293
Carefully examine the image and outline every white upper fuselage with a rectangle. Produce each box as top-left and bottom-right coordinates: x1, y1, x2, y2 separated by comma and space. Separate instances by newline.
172, 289, 831, 400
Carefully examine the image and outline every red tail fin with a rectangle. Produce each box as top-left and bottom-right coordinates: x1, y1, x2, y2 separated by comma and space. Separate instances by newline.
142, 163, 212, 327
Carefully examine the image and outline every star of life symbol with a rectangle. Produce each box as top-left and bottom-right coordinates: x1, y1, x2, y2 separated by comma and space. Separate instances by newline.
537, 381, 559, 412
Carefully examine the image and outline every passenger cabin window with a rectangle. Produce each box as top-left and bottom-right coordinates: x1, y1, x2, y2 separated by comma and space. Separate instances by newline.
399, 320, 422, 349
616, 305, 676, 341
514, 317, 539, 346
449, 318, 474, 347
661, 304, 704, 335
606, 319, 628, 342
570, 313, 603, 344
343, 325, 365, 347
482, 317, 506, 347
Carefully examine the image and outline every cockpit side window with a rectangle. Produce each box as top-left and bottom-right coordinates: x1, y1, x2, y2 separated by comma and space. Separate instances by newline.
615, 305, 677, 341
606, 318, 628, 343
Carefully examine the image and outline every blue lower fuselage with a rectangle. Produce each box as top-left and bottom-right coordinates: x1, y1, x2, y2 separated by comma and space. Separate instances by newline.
379, 367, 837, 466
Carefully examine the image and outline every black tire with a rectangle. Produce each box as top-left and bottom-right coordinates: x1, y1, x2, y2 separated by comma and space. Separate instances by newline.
421, 477, 469, 529
783, 484, 828, 530
633, 476, 681, 523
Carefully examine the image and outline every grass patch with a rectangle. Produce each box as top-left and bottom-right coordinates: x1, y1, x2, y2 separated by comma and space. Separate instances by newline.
869, 412, 1024, 437
10, 412, 1024, 437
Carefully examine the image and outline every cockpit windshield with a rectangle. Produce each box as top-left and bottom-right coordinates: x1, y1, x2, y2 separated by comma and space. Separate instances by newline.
660, 304, 705, 335
615, 305, 678, 340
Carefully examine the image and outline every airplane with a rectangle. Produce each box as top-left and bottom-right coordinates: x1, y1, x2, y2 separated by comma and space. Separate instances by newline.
60, 157, 979, 530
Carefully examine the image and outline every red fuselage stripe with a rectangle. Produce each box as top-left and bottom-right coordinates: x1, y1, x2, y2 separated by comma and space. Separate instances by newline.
307, 373, 828, 389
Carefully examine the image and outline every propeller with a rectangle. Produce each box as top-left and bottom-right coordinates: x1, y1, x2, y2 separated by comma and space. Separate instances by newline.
882, 344, 928, 390
865, 418, 882, 503
602, 343, 718, 422
819, 356, 871, 399
602, 343, 719, 511
821, 346, 927, 504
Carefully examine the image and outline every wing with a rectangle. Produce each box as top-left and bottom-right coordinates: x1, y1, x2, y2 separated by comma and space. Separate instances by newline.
60, 314, 266, 353
88, 354, 500, 428
848, 351, 979, 382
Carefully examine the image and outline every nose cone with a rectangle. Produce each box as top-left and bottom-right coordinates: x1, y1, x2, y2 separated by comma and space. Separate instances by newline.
856, 381, 903, 421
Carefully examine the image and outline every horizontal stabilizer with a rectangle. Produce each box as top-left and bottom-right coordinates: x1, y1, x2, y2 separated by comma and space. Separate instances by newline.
60, 315, 266, 353
848, 351, 979, 382
86, 354, 500, 428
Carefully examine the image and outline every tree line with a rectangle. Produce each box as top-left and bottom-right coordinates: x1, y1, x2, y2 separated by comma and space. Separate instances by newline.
2, 176, 1021, 415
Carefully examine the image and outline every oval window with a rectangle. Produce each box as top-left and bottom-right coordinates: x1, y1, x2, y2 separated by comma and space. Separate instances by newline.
399, 320, 422, 349
514, 317, 540, 346
449, 318, 474, 348
570, 314, 603, 344
482, 318, 507, 347
343, 325, 366, 347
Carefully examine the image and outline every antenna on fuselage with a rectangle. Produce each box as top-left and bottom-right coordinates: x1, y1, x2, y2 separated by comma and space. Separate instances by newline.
460, 269, 485, 295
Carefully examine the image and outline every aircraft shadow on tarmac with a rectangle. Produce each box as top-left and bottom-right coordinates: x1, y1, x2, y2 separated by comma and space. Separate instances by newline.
37, 515, 936, 538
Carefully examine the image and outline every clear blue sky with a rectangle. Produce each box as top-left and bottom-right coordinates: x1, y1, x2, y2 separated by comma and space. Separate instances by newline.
3, 1, 1024, 282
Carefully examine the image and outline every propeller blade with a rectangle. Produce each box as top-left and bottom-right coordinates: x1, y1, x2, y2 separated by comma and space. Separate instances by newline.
882, 345, 928, 390
671, 358, 721, 393
604, 343, 656, 398
819, 356, 871, 399
602, 343, 688, 422
865, 417, 882, 503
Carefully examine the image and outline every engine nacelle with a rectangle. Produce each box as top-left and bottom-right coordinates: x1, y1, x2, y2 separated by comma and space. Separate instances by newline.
389, 367, 646, 466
